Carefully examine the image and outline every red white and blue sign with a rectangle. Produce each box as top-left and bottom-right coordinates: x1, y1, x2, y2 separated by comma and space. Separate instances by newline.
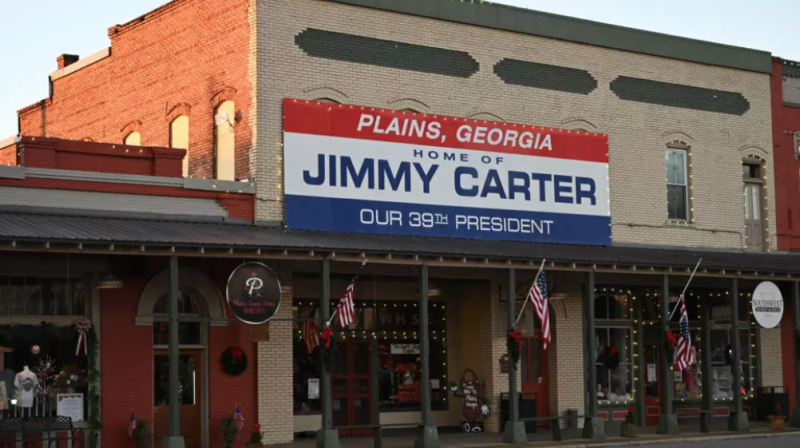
283, 99, 611, 245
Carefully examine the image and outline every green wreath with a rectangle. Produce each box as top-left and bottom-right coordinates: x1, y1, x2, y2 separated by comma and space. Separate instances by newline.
220, 346, 248, 376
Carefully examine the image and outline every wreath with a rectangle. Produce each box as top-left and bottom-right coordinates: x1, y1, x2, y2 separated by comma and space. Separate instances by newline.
220, 346, 248, 376
507, 329, 523, 365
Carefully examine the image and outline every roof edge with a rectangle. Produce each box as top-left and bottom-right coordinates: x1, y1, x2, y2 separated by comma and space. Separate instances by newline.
324, 0, 772, 74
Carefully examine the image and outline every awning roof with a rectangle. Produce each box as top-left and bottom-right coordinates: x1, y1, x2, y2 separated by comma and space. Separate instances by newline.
0, 211, 797, 276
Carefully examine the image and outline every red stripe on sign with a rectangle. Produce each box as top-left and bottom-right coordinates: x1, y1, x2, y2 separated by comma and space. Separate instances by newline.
283, 99, 609, 163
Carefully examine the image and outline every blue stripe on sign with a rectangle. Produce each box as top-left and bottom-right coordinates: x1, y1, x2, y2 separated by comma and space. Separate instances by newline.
286, 195, 611, 246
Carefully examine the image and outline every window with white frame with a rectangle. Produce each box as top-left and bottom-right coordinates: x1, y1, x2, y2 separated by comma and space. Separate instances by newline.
666, 147, 689, 221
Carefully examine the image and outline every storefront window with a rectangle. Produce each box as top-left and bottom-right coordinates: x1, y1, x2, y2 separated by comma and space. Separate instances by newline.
0, 276, 87, 316
293, 300, 448, 415
709, 329, 753, 399
595, 327, 633, 402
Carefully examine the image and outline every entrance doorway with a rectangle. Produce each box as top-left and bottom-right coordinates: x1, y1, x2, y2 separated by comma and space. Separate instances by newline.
153, 350, 203, 448
521, 334, 549, 426
643, 342, 661, 425
332, 340, 373, 436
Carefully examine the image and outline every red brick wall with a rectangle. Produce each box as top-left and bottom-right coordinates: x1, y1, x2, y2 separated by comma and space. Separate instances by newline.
0, 144, 15, 166
771, 58, 800, 251
18, 0, 253, 181
101, 278, 153, 448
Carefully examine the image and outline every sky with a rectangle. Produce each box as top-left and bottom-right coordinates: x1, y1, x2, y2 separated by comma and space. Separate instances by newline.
0, 0, 795, 139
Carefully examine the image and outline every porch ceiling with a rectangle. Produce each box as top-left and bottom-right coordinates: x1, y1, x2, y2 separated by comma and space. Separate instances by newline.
0, 211, 797, 278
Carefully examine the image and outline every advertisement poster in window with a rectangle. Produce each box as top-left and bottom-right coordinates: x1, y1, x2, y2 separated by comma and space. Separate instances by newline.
57, 393, 84, 422
283, 99, 611, 245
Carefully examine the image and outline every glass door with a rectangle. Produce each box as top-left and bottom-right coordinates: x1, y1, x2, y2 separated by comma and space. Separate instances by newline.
331, 340, 373, 436
153, 350, 202, 448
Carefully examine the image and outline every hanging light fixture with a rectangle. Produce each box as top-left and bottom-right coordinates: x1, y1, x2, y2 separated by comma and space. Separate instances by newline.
95, 274, 124, 290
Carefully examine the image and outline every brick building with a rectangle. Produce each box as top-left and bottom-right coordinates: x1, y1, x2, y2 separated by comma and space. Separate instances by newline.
770, 56, 800, 425
4, 0, 800, 447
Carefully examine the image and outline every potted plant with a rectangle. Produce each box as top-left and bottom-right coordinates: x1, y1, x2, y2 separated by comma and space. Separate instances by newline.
769, 404, 786, 430
220, 413, 239, 448
246, 423, 264, 447
132, 420, 151, 448
620, 411, 636, 438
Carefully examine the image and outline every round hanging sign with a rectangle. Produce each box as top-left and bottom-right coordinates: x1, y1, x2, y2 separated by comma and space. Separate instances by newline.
751, 281, 784, 329
226, 262, 282, 325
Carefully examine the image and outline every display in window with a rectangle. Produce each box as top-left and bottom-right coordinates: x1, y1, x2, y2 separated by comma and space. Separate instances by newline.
595, 330, 632, 402
14, 365, 38, 408
395, 363, 421, 404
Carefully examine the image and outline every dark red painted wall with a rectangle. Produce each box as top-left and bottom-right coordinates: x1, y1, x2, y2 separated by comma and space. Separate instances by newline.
101, 259, 255, 448
771, 58, 800, 251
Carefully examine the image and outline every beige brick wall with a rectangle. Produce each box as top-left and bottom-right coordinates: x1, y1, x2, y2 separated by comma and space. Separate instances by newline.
258, 264, 294, 444
257, 0, 775, 250
759, 328, 783, 387
548, 273, 586, 428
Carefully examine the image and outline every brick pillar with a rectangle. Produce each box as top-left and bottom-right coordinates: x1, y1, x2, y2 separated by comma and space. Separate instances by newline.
759, 328, 784, 386
548, 293, 586, 428
258, 266, 294, 444
479, 280, 506, 433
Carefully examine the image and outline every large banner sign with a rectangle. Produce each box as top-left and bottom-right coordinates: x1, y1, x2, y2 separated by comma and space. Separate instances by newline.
283, 99, 611, 245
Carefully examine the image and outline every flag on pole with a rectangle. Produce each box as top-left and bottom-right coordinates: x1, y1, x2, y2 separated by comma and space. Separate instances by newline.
336, 273, 359, 328
527, 268, 551, 350
675, 296, 695, 372
303, 311, 320, 354
128, 412, 137, 437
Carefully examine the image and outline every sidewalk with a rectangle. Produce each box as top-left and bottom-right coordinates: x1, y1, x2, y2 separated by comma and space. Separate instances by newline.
279, 423, 800, 448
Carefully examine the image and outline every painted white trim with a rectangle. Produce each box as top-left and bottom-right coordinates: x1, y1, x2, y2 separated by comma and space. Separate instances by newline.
50, 48, 111, 82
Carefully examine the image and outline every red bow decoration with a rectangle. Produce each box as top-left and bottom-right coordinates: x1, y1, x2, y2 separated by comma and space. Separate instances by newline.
75, 319, 92, 356
508, 329, 523, 350
230, 347, 244, 364
320, 327, 334, 348
665, 331, 678, 349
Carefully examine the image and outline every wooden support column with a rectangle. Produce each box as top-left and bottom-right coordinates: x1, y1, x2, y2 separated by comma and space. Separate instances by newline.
657, 274, 678, 435
316, 259, 340, 448
728, 277, 749, 431
503, 268, 526, 443
415, 264, 439, 448
582, 271, 604, 439
162, 256, 185, 448
701, 298, 712, 432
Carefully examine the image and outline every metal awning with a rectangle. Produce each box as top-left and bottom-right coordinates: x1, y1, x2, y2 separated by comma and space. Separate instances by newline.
0, 211, 798, 277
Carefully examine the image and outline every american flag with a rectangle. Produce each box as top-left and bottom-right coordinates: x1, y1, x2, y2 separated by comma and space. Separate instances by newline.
127, 412, 136, 438
303, 311, 319, 354
336, 274, 359, 328
233, 404, 245, 432
675, 296, 695, 372
527, 268, 551, 350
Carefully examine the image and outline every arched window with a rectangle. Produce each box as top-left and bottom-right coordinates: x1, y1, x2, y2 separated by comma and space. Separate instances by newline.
170, 116, 190, 177
214, 101, 235, 181
152, 292, 202, 346
124, 132, 141, 146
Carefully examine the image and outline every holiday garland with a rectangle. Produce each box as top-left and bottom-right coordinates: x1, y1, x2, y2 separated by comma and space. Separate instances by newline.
319, 327, 336, 372
507, 329, 523, 364
220, 346, 248, 376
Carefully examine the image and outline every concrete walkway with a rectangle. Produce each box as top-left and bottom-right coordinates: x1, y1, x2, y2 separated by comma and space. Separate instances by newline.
277, 423, 800, 448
